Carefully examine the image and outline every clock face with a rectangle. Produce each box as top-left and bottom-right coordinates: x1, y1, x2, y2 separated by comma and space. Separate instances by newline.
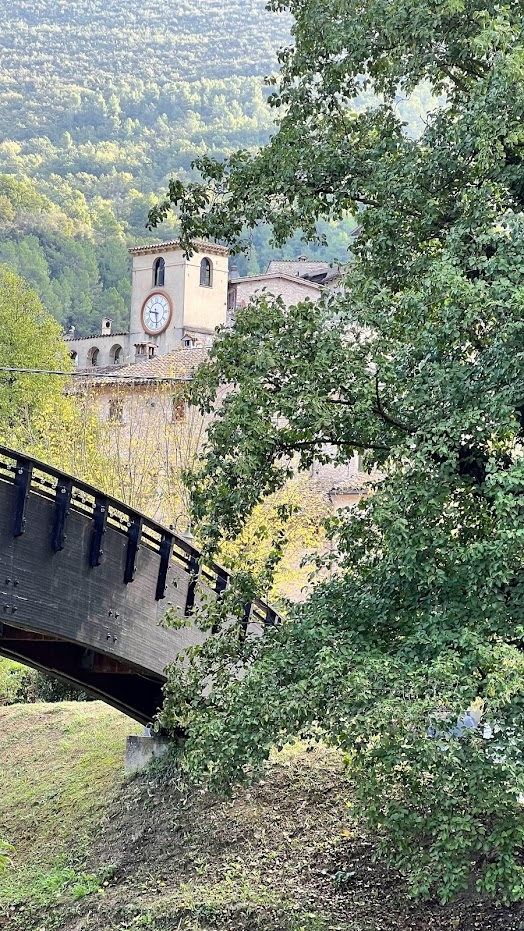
141, 292, 171, 334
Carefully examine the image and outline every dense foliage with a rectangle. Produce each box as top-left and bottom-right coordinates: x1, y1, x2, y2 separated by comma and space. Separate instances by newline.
0, 266, 71, 433
0, 174, 133, 336
0, 0, 284, 335
0, 658, 90, 705
153, 0, 524, 904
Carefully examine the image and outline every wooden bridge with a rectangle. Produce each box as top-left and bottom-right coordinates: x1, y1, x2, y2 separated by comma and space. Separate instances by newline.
0, 445, 278, 724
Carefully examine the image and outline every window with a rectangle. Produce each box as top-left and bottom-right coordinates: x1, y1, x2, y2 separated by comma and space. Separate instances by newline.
199, 257, 212, 287
70, 350, 78, 364
88, 347, 99, 367
172, 394, 186, 422
153, 257, 165, 288
108, 398, 124, 423
110, 344, 123, 365
227, 284, 237, 313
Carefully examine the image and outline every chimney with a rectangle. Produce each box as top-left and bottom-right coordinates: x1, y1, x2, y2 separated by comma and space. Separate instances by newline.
102, 317, 112, 336
135, 342, 156, 361
229, 264, 239, 281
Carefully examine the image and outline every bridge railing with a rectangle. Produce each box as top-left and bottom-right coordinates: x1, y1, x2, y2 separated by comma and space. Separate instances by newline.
0, 445, 280, 630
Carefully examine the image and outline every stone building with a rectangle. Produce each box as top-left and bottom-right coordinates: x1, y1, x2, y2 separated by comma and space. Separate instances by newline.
71, 347, 216, 529
65, 239, 229, 368
65, 243, 342, 368
227, 256, 342, 324
64, 241, 365, 521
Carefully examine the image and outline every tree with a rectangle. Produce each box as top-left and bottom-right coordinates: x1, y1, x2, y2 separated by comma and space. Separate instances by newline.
0, 266, 72, 445
150, 0, 524, 903
0, 265, 110, 487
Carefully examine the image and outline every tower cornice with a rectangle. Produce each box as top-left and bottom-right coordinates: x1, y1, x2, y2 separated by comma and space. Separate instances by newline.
129, 239, 229, 257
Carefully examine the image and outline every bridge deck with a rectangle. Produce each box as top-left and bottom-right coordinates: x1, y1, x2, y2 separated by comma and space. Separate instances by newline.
0, 446, 277, 723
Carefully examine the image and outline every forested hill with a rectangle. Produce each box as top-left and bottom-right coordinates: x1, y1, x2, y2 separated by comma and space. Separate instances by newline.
0, 1, 429, 335
0, 0, 287, 192
3, 0, 284, 89
0, 0, 292, 335
3, 0, 285, 84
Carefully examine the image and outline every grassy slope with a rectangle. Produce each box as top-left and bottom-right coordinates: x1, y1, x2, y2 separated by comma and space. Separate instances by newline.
2, 702, 524, 930
0, 701, 140, 910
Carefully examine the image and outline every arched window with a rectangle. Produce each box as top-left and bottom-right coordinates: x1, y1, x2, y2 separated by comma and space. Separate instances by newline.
110, 344, 123, 365
70, 350, 78, 364
88, 347, 99, 367
199, 257, 212, 287
153, 257, 165, 288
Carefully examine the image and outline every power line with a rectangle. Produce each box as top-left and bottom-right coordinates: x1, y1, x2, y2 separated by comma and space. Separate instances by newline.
0, 365, 191, 382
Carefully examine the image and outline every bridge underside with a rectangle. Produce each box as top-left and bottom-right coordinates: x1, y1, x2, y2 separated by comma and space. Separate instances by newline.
0, 622, 165, 724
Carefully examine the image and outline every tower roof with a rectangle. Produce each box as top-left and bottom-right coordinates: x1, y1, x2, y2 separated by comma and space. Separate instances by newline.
128, 239, 229, 257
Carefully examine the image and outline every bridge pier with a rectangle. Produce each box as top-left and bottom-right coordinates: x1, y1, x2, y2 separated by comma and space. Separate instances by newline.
124, 734, 171, 773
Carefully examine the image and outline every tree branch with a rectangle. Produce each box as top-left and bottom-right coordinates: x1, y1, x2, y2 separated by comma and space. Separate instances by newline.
439, 65, 470, 95
373, 377, 415, 433
279, 437, 392, 453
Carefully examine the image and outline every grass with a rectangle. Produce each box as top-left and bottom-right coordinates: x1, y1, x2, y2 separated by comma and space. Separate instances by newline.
0, 700, 140, 907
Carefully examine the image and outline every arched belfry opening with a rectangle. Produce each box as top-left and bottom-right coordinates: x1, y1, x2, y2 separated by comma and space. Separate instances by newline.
110, 344, 123, 365
199, 257, 212, 287
153, 257, 165, 288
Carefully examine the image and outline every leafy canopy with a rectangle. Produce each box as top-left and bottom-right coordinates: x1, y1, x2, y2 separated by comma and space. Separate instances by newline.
0, 267, 72, 443
152, 0, 524, 904
0, 266, 112, 485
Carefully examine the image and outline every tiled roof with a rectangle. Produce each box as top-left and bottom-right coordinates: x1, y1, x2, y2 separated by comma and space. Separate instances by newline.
304, 268, 341, 284
64, 332, 128, 342
75, 347, 209, 384
233, 272, 321, 291
129, 239, 229, 257
266, 259, 340, 278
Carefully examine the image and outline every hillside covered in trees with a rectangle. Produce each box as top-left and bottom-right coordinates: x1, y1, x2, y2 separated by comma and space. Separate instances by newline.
0, 0, 287, 192
0, 0, 431, 335
0, 0, 287, 334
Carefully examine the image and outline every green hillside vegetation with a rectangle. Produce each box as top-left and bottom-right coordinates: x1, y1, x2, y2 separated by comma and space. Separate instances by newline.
0, 0, 288, 336
0, 1, 434, 335
0, 174, 133, 335
0, 702, 139, 915
0, 0, 285, 192
1, 701, 523, 930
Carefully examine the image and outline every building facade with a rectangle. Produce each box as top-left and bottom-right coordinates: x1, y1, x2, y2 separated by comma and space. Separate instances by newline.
65, 242, 368, 528
65, 239, 229, 368
65, 241, 343, 369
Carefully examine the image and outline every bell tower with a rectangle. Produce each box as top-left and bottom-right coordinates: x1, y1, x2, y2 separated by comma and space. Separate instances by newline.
128, 240, 229, 355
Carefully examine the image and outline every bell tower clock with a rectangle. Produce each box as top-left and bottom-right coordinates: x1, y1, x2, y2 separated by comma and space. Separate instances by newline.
141, 291, 172, 335
128, 240, 229, 356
